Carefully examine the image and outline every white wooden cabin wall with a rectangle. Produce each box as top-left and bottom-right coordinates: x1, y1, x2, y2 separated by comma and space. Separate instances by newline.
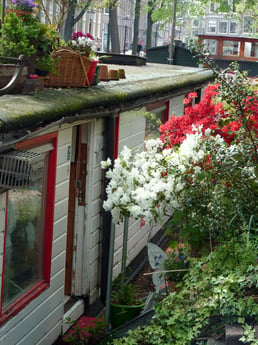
169, 95, 185, 118
0, 194, 6, 306
0, 127, 72, 345
113, 108, 164, 279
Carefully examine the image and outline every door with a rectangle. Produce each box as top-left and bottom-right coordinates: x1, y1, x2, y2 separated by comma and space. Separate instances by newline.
65, 126, 87, 295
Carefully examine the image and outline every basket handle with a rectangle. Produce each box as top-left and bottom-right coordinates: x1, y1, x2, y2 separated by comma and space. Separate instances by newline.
55, 48, 90, 86
79, 53, 90, 86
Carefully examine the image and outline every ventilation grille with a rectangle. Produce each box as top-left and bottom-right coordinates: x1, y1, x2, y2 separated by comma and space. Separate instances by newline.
0, 150, 44, 189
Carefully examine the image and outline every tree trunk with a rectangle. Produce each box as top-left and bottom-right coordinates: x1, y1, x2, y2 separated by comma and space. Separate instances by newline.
109, 6, 120, 53
146, 6, 154, 49
63, 1, 76, 41
63, 0, 92, 41
132, 0, 141, 55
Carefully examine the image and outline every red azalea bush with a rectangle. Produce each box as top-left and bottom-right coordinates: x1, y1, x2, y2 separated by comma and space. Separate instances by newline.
158, 64, 258, 248
160, 83, 258, 147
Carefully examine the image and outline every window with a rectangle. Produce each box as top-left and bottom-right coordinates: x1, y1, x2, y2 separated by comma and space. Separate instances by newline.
145, 102, 169, 140
204, 39, 218, 55
207, 20, 216, 33
230, 21, 238, 34
209, 3, 216, 12
192, 19, 199, 27
222, 40, 240, 56
244, 42, 258, 58
218, 21, 227, 33
243, 17, 253, 33
1, 133, 57, 323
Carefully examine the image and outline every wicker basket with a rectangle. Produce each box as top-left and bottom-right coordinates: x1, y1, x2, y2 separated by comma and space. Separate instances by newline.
44, 49, 91, 88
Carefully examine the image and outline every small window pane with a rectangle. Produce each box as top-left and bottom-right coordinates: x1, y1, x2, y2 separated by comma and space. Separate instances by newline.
244, 17, 253, 33
204, 39, 218, 55
222, 40, 240, 56
244, 42, 258, 58
230, 21, 238, 33
208, 20, 216, 33
209, 3, 216, 12
192, 19, 199, 27
3, 153, 48, 309
146, 106, 167, 140
219, 21, 227, 33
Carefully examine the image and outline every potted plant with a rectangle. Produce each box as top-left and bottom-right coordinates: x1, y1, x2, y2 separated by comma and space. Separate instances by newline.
44, 30, 98, 88
110, 274, 145, 329
0, 10, 59, 75
6, 0, 37, 16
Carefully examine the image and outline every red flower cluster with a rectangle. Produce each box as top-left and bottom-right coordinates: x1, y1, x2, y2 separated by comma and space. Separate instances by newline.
159, 84, 258, 147
72, 31, 94, 41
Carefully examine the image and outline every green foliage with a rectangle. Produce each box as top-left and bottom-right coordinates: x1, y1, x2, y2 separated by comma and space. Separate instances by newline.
111, 276, 142, 306
0, 13, 59, 72
108, 235, 258, 345
0, 13, 36, 58
163, 243, 190, 281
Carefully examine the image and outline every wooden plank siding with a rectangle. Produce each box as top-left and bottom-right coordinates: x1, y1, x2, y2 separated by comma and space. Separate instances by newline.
0, 63, 213, 344
112, 96, 185, 281
0, 128, 72, 344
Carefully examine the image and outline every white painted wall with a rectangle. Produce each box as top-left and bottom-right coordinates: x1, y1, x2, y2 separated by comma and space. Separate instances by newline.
0, 127, 72, 345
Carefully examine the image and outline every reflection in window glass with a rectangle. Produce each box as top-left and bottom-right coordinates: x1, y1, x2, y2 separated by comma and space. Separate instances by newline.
192, 19, 199, 27
204, 39, 218, 55
208, 20, 216, 33
222, 41, 240, 56
219, 21, 227, 33
3, 153, 48, 309
145, 106, 167, 140
230, 21, 238, 33
244, 42, 258, 58
244, 17, 253, 33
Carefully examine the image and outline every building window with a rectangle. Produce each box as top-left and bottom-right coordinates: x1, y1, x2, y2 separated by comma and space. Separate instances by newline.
222, 40, 240, 56
218, 21, 227, 33
204, 39, 218, 55
207, 20, 216, 33
243, 17, 253, 33
145, 102, 169, 140
209, 3, 216, 12
244, 42, 258, 58
230, 21, 238, 33
192, 19, 199, 27
1, 133, 57, 323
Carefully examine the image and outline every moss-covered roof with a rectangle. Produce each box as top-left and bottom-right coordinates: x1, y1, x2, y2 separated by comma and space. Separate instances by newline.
0, 64, 214, 134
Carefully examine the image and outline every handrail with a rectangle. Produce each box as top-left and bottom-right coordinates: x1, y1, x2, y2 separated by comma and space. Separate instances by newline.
0, 55, 26, 96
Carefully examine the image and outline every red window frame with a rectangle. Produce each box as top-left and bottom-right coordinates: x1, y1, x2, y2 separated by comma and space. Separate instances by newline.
114, 114, 120, 160
0, 132, 57, 324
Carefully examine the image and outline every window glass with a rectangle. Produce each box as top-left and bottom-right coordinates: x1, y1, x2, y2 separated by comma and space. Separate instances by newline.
145, 104, 168, 140
218, 21, 227, 33
192, 19, 199, 27
222, 40, 240, 56
244, 42, 258, 58
2, 152, 48, 309
209, 3, 216, 12
207, 20, 216, 33
230, 21, 238, 33
243, 17, 253, 33
204, 39, 218, 55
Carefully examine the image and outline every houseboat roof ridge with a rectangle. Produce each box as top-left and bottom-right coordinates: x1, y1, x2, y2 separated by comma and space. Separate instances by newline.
0, 64, 214, 141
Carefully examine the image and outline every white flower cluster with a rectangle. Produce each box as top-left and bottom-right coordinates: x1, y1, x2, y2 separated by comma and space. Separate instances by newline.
72, 36, 94, 49
101, 128, 241, 225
